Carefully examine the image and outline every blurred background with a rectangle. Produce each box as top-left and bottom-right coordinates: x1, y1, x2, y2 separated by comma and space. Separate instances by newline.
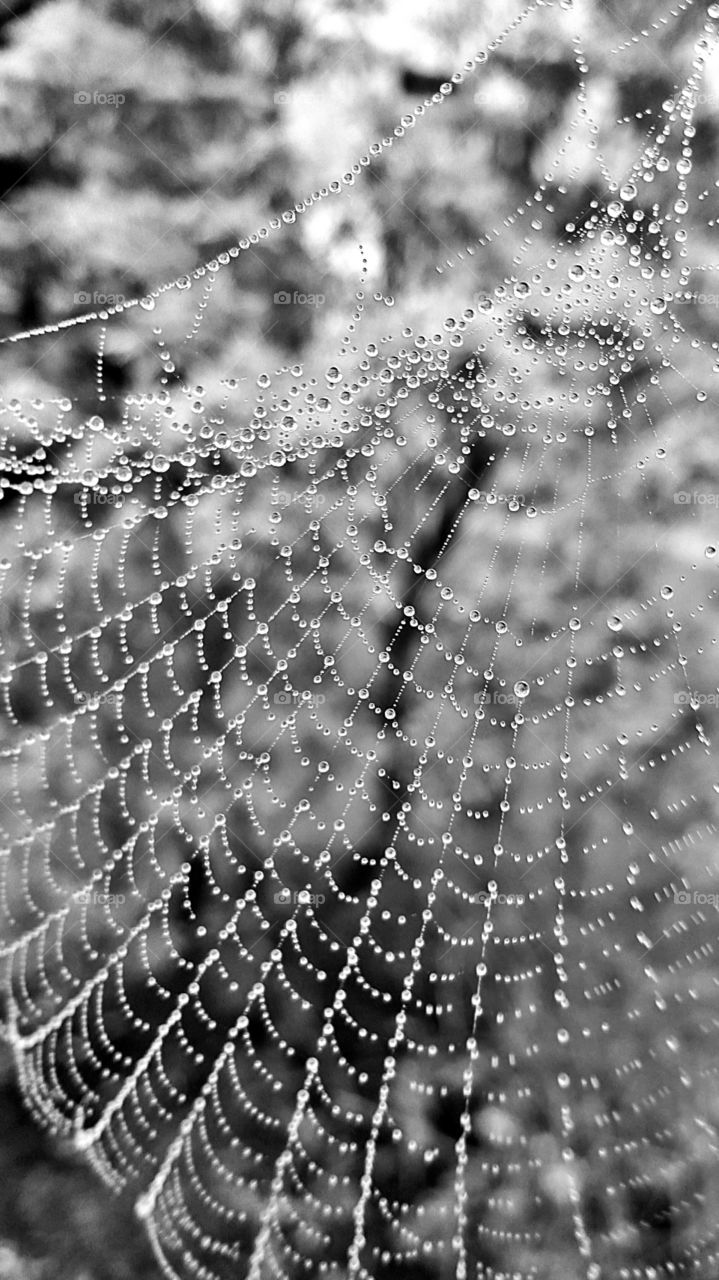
1, 1, 719, 1278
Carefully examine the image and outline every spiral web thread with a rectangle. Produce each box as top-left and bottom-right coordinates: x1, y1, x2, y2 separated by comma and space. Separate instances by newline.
2, 1, 719, 1277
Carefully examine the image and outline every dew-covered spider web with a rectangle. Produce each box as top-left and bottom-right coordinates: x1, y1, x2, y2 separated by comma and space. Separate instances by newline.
3, 1, 719, 1277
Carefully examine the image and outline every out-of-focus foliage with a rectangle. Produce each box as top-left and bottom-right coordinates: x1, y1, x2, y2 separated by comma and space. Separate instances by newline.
1, 1, 719, 1278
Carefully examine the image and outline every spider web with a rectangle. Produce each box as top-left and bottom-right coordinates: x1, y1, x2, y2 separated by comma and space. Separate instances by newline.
2, 1, 719, 1277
